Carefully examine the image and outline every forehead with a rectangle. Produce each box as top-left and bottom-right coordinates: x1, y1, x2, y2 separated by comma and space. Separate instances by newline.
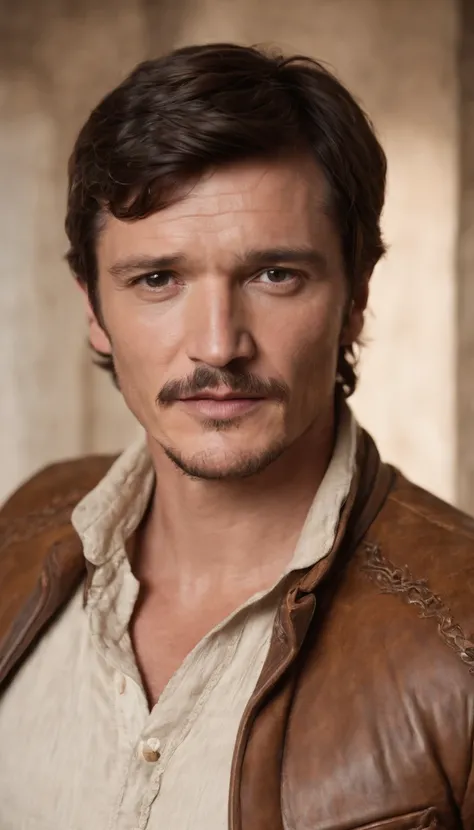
98, 156, 336, 265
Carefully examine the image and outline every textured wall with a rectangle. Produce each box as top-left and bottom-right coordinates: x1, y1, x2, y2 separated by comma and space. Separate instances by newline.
458, 0, 474, 515
0, 0, 463, 505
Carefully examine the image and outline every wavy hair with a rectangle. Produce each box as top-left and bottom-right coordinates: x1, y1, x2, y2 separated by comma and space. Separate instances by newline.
66, 43, 387, 396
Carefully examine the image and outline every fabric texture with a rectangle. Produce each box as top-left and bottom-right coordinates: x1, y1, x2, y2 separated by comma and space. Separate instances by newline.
0, 409, 356, 830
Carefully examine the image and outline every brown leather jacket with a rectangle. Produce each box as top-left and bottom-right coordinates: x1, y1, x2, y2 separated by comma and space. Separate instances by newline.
1, 431, 474, 830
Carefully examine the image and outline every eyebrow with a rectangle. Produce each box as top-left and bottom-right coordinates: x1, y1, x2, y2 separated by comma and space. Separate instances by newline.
108, 246, 328, 282
235, 247, 328, 274
108, 254, 186, 281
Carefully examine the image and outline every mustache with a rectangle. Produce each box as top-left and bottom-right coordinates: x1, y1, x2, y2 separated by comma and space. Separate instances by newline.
157, 366, 289, 405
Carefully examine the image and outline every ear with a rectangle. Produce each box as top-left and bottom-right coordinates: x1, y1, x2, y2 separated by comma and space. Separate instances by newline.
340, 277, 369, 347
77, 281, 112, 355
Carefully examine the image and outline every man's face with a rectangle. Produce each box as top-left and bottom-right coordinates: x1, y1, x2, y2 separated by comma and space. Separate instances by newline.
91, 156, 365, 479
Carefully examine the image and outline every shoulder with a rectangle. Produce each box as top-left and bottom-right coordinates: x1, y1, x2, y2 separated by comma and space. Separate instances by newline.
387, 472, 474, 543
0, 454, 117, 526
0, 454, 116, 690
368, 472, 474, 598
361, 470, 474, 675
286, 471, 474, 830
0, 452, 117, 604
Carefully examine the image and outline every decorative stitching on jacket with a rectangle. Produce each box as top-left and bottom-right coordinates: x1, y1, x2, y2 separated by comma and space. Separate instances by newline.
362, 543, 474, 675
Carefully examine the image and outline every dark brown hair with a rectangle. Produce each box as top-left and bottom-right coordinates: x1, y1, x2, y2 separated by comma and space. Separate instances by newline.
66, 43, 387, 396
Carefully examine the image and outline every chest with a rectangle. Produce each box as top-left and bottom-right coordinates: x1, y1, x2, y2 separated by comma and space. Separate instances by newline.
0, 606, 248, 830
129, 590, 260, 706
130, 604, 210, 704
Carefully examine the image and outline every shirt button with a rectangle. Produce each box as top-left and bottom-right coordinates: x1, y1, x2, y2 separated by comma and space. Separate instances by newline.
139, 737, 161, 763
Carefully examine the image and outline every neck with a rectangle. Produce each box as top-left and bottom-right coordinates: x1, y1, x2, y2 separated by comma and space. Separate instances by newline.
135, 410, 337, 598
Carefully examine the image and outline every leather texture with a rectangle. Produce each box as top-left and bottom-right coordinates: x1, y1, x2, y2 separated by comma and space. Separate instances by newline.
0, 455, 114, 691
0, 434, 473, 830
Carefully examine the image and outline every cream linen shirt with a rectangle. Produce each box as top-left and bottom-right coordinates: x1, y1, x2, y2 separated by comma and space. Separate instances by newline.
0, 409, 356, 830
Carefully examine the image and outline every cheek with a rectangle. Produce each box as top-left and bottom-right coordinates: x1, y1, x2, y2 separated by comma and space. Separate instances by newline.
106, 299, 176, 365
276, 295, 343, 386
291, 332, 339, 393
105, 304, 180, 404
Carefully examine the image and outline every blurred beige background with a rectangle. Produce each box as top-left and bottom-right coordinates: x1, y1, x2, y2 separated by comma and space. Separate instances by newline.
0, 0, 473, 512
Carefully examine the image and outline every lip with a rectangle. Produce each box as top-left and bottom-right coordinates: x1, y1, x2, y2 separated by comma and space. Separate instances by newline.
178, 396, 264, 419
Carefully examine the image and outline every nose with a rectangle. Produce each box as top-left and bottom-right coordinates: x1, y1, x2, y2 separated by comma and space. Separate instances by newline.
185, 279, 256, 368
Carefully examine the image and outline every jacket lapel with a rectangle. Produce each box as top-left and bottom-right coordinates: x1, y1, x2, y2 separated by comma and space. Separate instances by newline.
229, 430, 396, 830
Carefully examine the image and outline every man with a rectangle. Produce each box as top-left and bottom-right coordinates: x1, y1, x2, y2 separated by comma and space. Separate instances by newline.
0, 42, 473, 830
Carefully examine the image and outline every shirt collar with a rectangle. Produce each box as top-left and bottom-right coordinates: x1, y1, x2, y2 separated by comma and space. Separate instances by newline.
72, 434, 154, 567
284, 402, 357, 573
72, 403, 357, 574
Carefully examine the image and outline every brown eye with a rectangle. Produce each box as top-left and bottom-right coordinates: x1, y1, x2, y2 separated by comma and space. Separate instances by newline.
138, 272, 174, 289
257, 268, 296, 284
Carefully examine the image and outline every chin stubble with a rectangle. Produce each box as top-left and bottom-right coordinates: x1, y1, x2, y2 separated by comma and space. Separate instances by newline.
161, 438, 288, 481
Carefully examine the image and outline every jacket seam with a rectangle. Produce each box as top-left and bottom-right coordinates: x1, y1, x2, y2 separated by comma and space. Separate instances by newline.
387, 492, 474, 543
